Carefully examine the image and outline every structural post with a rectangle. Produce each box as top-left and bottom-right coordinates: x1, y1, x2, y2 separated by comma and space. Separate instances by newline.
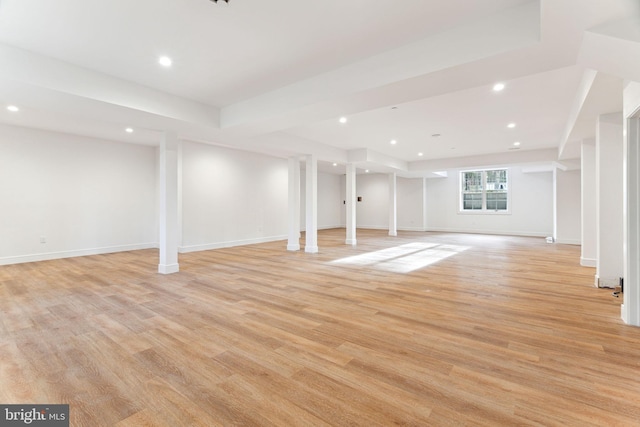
595, 113, 624, 288
623, 85, 640, 326
389, 172, 397, 237
158, 131, 180, 274
581, 139, 597, 266
305, 154, 318, 253
345, 163, 357, 245
553, 164, 581, 245
287, 156, 301, 251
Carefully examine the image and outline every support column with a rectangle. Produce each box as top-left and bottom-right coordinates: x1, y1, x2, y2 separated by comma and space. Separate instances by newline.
581, 139, 597, 266
595, 113, 624, 288
554, 164, 581, 245
305, 155, 318, 253
552, 166, 558, 242
422, 178, 428, 231
389, 172, 397, 237
177, 141, 183, 253
345, 163, 357, 245
158, 131, 180, 274
623, 83, 640, 326
287, 157, 301, 251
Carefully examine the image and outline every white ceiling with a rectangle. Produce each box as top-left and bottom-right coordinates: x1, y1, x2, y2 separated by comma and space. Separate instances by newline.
0, 0, 638, 176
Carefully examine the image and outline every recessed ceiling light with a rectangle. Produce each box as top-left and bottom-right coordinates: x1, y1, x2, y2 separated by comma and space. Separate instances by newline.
418, 152, 424, 157
507, 123, 516, 129
7, 105, 19, 112
125, 127, 134, 133
513, 141, 521, 146
390, 139, 397, 145
332, 162, 337, 167
365, 169, 370, 173
391, 106, 398, 110
431, 133, 441, 138
493, 83, 505, 92
158, 56, 173, 67
339, 117, 347, 124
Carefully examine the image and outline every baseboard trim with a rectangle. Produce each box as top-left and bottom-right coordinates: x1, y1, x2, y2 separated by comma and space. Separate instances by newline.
397, 227, 428, 232
158, 263, 180, 275
425, 227, 549, 238
580, 257, 597, 267
0, 243, 158, 266
300, 225, 343, 232
179, 235, 287, 253
555, 238, 581, 245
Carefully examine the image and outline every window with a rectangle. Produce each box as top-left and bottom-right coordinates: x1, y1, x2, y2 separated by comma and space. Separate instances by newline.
460, 169, 508, 212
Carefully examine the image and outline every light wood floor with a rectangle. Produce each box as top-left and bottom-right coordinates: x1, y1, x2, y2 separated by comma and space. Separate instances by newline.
1, 229, 639, 426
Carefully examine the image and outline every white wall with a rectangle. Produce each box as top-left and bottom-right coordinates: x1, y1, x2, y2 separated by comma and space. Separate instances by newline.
581, 140, 597, 266
0, 124, 157, 265
181, 141, 288, 251
338, 174, 426, 231
300, 170, 342, 230
337, 168, 552, 237
355, 173, 389, 229
555, 169, 581, 245
425, 167, 553, 237
398, 177, 426, 231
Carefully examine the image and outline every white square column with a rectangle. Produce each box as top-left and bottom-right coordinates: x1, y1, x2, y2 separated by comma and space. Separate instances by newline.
553, 165, 581, 245
581, 140, 597, 266
623, 82, 640, 326
305, 155, 318, 253
158, 131, 180, 274
389, 172, 397, 237
595, 113, 624, 287
287, 156, 301, 251
345, 163, 357, 245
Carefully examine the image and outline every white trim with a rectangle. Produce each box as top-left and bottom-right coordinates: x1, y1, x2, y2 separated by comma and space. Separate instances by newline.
0, 243, 158, 266
179, 235, 287, 253
301, 224, 342, 232
580, 257, 597, 267
426, 227, 548, 238
595, 275, 621, 289
158, 263, 180, 275
322, 226, 428, 232
555, 238, 581, 245
457, 210, 512, 216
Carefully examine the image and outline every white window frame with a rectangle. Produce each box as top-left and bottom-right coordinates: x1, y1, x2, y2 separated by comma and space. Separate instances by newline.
458, 168, 511, 214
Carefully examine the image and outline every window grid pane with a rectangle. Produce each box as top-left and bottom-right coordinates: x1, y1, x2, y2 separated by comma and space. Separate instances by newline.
463, 172, 483, 192
486, 192, 507, 210
463, 193, 483, 210
461, 169, 508, 211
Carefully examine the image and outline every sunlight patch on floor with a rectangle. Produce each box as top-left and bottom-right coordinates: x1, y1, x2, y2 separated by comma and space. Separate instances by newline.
330, 242, 469, 273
